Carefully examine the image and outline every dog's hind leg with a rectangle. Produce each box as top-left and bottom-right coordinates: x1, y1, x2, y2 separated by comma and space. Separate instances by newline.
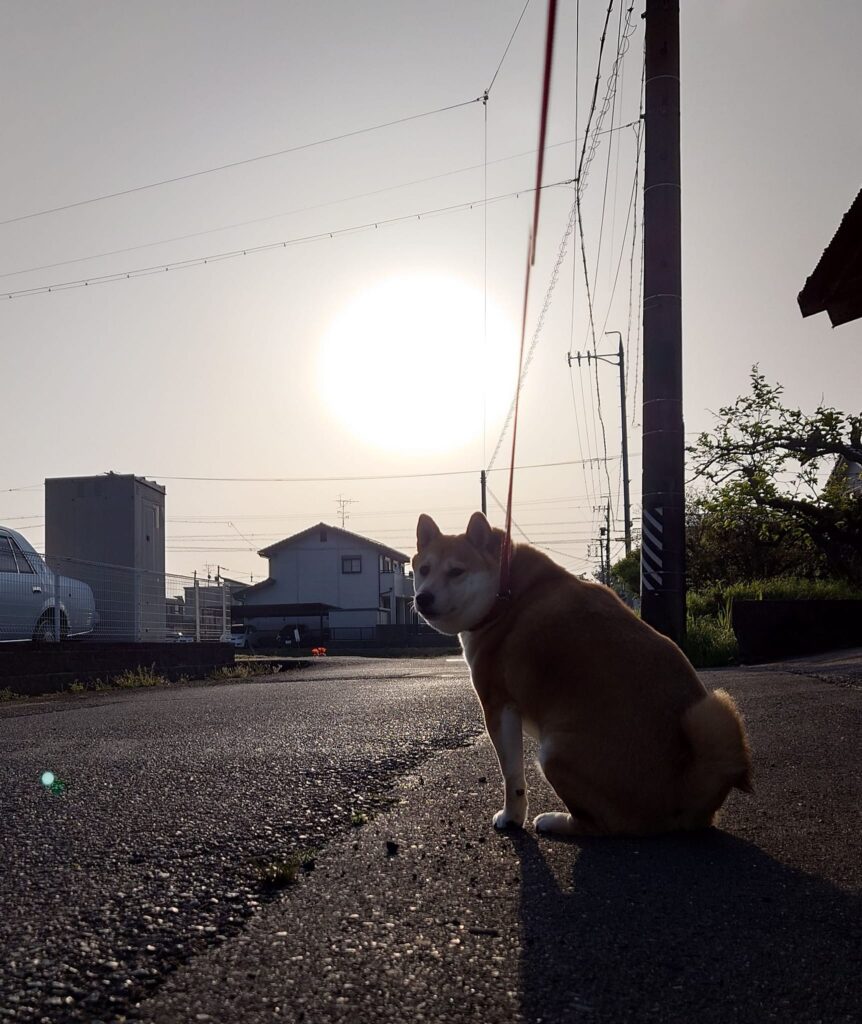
533, 811, 581, 835
532, 734, 607, 836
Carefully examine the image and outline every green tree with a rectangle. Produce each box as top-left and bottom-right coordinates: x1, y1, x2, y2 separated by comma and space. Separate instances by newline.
688, 368, 862, 585
610, 546, 640, 595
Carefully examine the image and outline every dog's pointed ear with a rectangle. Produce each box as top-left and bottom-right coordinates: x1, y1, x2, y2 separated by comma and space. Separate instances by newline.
466, 511, 496, 553
416, 514, 441, 551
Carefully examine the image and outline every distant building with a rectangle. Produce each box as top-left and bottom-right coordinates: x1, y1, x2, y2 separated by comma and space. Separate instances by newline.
234, 523, 415, 637
45, 472, 166, 640
798, 187, 862, 327
826, 456, 862, 500
170, 577, 247, 638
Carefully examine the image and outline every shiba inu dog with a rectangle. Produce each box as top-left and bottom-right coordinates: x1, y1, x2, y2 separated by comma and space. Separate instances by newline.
413, 512, 751, 836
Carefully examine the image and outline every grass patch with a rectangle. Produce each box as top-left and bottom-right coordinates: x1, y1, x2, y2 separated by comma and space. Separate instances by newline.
208, 664, 254, 681
66, 666, 171, 693
0, 688, 17, 702
253, 849, 316, 890
684, 605, 739, 668
112, 665, 167, 688
350, 810, 369, 827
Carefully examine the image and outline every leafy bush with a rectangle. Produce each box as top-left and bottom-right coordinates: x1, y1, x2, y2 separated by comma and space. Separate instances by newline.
684, 604, 738, 668
688, 577, 862, 619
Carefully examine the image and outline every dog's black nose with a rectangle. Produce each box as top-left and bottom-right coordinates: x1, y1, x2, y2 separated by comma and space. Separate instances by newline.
415, 591, 435, 613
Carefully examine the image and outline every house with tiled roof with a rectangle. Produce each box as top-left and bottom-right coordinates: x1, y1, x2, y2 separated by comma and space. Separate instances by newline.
233, 523, 415, 640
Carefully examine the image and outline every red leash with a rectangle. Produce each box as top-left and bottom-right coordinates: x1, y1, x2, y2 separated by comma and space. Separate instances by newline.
498, 0, 558, 598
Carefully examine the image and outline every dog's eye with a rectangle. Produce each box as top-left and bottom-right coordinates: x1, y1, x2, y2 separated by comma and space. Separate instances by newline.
447, 567, 464, 579
419, 565, 430, 577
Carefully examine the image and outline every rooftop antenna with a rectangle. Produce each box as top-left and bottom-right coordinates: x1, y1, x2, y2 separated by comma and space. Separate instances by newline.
336, 494, 356, 528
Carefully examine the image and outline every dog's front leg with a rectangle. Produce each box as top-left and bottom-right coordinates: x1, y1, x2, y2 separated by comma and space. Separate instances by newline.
484, 704, 527, 829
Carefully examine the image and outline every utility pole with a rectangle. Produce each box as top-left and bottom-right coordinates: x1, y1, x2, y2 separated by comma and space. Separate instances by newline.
606, 333, 632, 557
641, 0, 685, 644
605, 501, 611, 582
567, 341, 632, 555
480, 470, 487, 516
595, 504, 608, 583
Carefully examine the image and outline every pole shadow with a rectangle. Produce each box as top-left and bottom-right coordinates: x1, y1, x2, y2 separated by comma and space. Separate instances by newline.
506, 828, 861, 1024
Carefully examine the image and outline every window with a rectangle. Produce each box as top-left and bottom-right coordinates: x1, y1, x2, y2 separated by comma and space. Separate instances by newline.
0, 537, 17, 573
380, 594, 391, 610
383, 557, 392, 572
341, 556, 362, 574
10, 540, 36, 574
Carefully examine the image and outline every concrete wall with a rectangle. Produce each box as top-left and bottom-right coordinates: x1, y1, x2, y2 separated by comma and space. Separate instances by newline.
0, 642, 234, 696
732, 599, 862, 662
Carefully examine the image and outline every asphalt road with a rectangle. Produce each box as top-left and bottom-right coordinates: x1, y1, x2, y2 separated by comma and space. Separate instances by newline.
0, 657, 481, 1023
1, 652, 860, 1023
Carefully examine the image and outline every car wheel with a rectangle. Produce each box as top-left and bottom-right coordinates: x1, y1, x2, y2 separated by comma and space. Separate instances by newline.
33, 611, 68, 643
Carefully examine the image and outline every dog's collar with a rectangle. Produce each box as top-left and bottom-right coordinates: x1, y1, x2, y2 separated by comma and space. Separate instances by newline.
466, 592, 511, 632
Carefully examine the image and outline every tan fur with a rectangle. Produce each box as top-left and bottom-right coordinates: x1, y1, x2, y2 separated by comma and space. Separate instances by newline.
413, 512, 752, 836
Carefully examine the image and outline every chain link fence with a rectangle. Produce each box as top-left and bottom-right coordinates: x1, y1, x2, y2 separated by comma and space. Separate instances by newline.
0, 538, 230, 643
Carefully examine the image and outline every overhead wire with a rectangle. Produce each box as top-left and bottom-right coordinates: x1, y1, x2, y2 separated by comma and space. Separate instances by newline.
569, 2, 639, 550
146, 454, 627, 484
486, 0, 619, 475
567, 0, 603, 523
0, 127, 636, 283
1, 180, 574, 301
0, 97, 483, 228
486, 0, 533, 96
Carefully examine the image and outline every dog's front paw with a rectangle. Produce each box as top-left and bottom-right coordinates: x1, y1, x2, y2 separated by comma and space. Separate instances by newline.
492, 809, 525, 830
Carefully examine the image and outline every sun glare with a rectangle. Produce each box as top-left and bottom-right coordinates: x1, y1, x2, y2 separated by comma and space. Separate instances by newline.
317, 275, 517, 454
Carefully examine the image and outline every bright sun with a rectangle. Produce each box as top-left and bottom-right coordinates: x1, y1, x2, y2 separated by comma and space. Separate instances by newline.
317, 274, 517, 454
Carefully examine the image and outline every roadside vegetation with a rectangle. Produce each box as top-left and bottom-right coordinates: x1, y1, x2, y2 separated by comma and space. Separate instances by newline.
252, 849, 317, 890
612, 369, 862, 667
61, 662, 278, 696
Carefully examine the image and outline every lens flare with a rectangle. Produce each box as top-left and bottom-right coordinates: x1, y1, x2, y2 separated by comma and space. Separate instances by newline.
40, 771, 56, 787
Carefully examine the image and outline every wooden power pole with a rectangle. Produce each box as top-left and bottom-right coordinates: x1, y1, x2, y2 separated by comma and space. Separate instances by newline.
641, 0, 686, 644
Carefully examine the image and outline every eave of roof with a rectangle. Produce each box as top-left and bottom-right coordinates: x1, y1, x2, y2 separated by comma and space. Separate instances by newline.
258, 522, 410, 562
798, 187, 862, 327
232, 577, 275, 597
231, 602, 339, 618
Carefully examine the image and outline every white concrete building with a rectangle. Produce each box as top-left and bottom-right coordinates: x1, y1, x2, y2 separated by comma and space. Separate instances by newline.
235, 523, 415, 639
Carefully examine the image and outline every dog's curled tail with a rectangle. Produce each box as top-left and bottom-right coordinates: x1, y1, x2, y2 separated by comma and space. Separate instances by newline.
678, 688, 752, 827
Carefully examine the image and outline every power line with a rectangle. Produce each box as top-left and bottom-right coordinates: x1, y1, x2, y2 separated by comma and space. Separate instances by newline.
570, 2, 638, 525
0, 122, 639, 282
0, 97, 483, 228
1, 180, 573, 301
485, 0, 620, 474
148, 454, 628, 485
486, 484, 532, 544
486, 0, 533, 95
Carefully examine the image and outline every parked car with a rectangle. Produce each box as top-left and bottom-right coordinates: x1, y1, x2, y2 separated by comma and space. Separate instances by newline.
0, 527, 97, 642
166, 631, 195, 644
224, 624, 251, 649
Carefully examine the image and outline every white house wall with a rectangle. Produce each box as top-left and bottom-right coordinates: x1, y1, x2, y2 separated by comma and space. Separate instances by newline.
242, 529, 412, 629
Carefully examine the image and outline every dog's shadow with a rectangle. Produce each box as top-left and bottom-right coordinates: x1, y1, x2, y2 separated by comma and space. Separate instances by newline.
505, 828, 860, 1023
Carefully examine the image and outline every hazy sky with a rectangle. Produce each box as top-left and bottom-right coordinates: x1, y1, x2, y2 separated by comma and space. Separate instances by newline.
2, 0, 860, 582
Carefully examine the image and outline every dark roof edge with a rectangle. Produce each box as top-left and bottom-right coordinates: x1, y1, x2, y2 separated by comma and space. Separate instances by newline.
258, 522, 410, 562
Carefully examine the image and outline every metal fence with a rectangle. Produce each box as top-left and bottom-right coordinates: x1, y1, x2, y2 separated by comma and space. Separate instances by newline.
0, 545, 230, 643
